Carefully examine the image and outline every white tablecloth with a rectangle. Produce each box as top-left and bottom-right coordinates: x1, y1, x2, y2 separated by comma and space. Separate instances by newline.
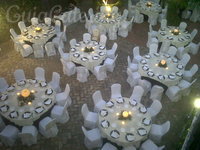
138, 53, 185, 87
98, 97, 151, 147
18, 23, 56, 45
69, 40, 107, 71
0, 79, 56, 126
135, 0, 162, 16
157, 26, 192, 47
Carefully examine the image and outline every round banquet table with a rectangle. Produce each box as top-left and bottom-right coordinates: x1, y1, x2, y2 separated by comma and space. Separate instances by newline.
93, 12, 123, 31
157, 26, 192, 47
0, 79, 56, 126
17, 23, 56, 45
138, 53, 185, 87
98, 97, 152, 147
69, 40, 107, 71
135, 0, 162, 16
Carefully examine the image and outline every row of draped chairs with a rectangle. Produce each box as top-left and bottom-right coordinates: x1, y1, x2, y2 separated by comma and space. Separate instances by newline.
85, 7, 134, 39
127, 43, 198, 102
10, 18, 67, 58
80, 83, 170, 150
59, 33, 118, 82
0, 67, 72, 146
128, 0, 168, 25
150, 19, 199, 57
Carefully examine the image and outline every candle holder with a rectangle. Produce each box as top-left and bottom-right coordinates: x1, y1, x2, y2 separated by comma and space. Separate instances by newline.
35, 27, 42, 32
84, 47, 95, 53
105, 13, 112, 19
158, 60, 167, 68
118, 110, 132, 120
17, 89, 35, 106
171, 29, 180, 35
146, 1, 153, 7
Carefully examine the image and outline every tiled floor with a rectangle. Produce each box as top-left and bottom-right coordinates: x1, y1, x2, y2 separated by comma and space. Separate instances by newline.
0, 10, 200, 150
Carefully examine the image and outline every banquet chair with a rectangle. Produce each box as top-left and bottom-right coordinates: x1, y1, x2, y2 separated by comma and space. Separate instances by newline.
133, 46, 142, 62
140, 139, 165, 150
127, 56, 138, 72
123, 146, 137, 150
56, 84, 72, 107
160, 40, 170, 53
55, 20, 61, 33
18, 125, 38, 146
18, 21, 26, 33
111, 83, 122, 99
35, 67, 46, 82
44, 17, 51, 26
134, 10, 144, 23
31, 17, 39, 26
149, 24, 158, 37
149, 121, 170, 144
81, 104, 98, 129
49, 72, 61, 93
146, 32, 158, 48
189, 42, 200, 55
100, 6, 106, 13
112, 6, 119, 14
93, 65, 107, 81
160, 19, 167, 29
190, 29, 198, 41
180, 53, 190, 67
69, 38, 77, 47
59, 25, 67, 42
183, 64, 198, 82
0, 125, 19, 147
165, 86, 181, 102
167, 46, 177, 57
52, 36, 64, 49
45, 42, 57, 56
104, 54, 118, 72
0, 116, 5, 132
158, 4, 168, 22
128, 16, 134, 31
92, 28, 100, 41
10, 35, 21, 52
176, 47, 188, 59
130, 85, 144, 103
118, 21, 129, 38
10, 28, 19, 39
14, 69, 26, 82
101, 142, 118, 150
92, 90, 106, 112
178, 79, 197, 96
32, 43, 45, 58
76, 66, 89, 83
58, 47, 70, 61
107, 42, 118, 59
83, 33, 91, 42
82, 126, 103, 149
84, 12, 90, 30
88, 8, 94, 19
99, 34, 107, 47
60, 59, 76, 76
16, 42, 33, 57
127, 69, 141, 87
149, 43, 158, 54
108, 25, 118, 40
122, 9, 129, 20
182, 9, 192, 19
150, 85, 164, 101
39, 117, 58, 138
98, 24, 107, 35
0, 77, 9, 92
147, 100, 162, 118
138, 79, 152, 96
50, 101, 70, 124
148, 14, 159, 26
179, 22, 187, 31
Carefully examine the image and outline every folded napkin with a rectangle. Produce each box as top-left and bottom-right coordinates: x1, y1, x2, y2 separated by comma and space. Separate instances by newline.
100, 109, 108, 117
44, 98, 52, 105
142, 118, 151, 126
137, 128, 147, 136
101, 120, 110, 128
0, 94, 8, 101
126, 133, 135, 142
0, 105, 9, 112
139, 107, 147, 113
110, 130, 120, 139
106, 101, 114, 108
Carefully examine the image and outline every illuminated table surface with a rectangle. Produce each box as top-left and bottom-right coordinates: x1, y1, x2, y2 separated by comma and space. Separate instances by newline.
18, 23, 56, 45
98, 97, 151, 147
138, 53, 185, 87
69, 40, 107, 71
0, 79, 56, 126
157, 26, 192, 47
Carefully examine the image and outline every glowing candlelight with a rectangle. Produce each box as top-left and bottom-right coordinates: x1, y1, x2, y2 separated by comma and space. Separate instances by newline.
31, 90, 35, 93
122, 111, 129, 118
160, 60, 166, 65
158, 59, 167, 68
146, 1, 152, 7
122, 121, 125, 125
116, 113, 119, 116
172, 29, 180, 35
17, 92, 20, 96
106, 6, 111, 12
21, 89, 31, 98
28, 102, 32, 105
35, 27, 42, 32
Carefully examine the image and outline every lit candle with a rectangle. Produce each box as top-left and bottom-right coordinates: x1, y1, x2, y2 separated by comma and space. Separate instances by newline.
146, 1, 152, 7
35, 27, 42, 32
21, 89, 31, 98
172, 29, 180, 35
17, 92, 20, 96
106, 6, 111, 13
122, 121, 125, 125
31, 90, 35, 93
160, 60, 166, 65
122, 111, 129, 118
116, 113, 119, 116
28, 102, 32, 105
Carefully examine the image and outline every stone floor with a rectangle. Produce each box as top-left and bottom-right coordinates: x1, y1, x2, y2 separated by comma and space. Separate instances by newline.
0, 11, 200, 150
